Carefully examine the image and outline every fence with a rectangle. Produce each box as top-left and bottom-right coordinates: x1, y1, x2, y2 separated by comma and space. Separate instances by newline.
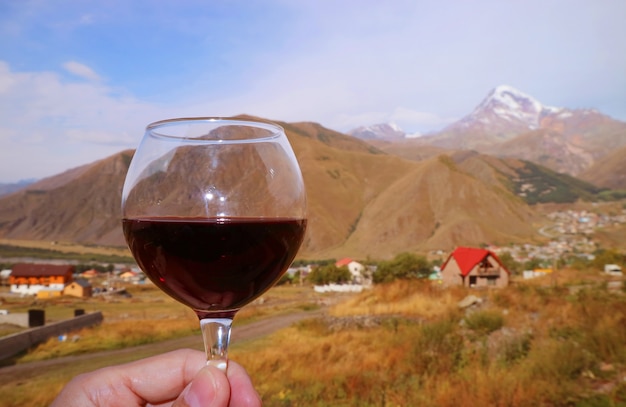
0, 311, 103, 361
314, 283, 367, 293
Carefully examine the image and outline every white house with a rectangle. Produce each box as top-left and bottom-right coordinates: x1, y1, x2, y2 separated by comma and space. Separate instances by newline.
335, 258, 369, 285
605, 264, 623, 276
9, 263, 74, 296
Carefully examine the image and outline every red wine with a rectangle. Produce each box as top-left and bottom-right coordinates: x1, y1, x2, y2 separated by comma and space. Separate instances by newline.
122, 217, 306, 318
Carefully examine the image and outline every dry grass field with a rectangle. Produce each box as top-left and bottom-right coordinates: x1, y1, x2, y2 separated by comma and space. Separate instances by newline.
233, 275, 626, 406
1, 271, 625, 406
0, 238, 130, 258
0, 283, 322, 407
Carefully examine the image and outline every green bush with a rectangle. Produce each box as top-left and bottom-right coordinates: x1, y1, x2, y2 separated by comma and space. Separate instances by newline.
464, 309, 504, 335
373, 252, 431, 283
307, 264, 351, 285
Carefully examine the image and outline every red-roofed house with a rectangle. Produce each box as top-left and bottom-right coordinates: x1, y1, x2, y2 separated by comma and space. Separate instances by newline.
335, 258, 367, 284
335, 258, 353, 268
9, 263, 75, 295
440, 247, 510, 288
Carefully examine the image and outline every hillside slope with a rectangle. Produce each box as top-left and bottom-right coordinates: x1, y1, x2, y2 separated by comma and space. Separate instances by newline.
579, 145, 626, 190
0, 119, 545, 260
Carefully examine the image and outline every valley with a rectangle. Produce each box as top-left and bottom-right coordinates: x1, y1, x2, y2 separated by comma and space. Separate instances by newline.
0, 86, 623, 261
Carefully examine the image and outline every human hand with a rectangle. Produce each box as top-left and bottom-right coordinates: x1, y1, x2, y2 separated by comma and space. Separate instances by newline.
50, 348, 262, 407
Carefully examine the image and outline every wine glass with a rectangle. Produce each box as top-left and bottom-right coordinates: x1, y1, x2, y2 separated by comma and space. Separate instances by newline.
121, 117, 307, 370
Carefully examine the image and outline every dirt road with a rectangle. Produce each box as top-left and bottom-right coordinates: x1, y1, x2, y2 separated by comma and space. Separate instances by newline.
0, 309, 322, 380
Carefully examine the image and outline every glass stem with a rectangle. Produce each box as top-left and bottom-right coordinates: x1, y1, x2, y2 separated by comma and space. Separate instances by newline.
200, 318, 233, 371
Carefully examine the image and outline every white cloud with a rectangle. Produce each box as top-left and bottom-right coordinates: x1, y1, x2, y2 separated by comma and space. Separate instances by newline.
63, 61, 101, 81
0, 61, 164, 182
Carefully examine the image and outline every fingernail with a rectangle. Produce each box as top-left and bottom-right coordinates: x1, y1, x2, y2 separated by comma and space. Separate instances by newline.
183, 367, 218, 407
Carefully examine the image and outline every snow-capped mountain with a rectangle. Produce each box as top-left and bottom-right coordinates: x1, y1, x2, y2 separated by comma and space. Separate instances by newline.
414, 85, 625, 156
455, 85, 562, 133
349, 85, 626, 177
348, 122, 406, 141
428, 85, 580, 148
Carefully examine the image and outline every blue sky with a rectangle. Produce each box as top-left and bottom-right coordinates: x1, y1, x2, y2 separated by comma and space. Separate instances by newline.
1, 0, 625, 183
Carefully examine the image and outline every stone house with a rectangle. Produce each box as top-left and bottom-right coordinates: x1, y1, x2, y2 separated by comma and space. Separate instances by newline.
440, 247, 510, 288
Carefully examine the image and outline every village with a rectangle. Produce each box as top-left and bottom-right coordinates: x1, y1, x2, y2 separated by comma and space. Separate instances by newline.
494, 207, 626, 266
1, 206, 625, 301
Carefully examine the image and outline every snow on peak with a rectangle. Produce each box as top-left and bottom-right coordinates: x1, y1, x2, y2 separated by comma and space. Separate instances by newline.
388, 122, 402, 132
348, 122, 406, 141
492, 85, 541, 110
470, 85, 563, 128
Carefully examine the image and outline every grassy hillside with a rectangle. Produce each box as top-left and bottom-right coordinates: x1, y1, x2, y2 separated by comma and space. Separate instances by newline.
510, 160, 604, 204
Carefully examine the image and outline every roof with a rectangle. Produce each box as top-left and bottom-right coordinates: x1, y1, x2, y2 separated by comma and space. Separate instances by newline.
70, 278, 92, 288
11, 263, 75, 277
335, 258, 353, 267
442, 247, 509, 277
120, 270, 138, 276
81, 269, 99, 275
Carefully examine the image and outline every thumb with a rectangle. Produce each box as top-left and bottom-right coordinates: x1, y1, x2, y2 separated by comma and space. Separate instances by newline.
172, 365, 231, 407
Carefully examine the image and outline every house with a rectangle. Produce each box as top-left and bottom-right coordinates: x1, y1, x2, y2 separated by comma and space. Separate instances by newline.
36, 287, 63, 299
63, 278, 93, 298
604, 264, 623, 276
10, 264, 72, 296
0, 269, 11, 286
81, 269, 99, 279
9, 263, 75, 295
440, 247, 510, 288
523, 268, 553, 280
120, 270, 139, 282
335, 258, 367, 284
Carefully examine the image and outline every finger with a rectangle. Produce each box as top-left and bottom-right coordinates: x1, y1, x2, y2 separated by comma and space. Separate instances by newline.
53, 349, 207, 406
226, 361, 262, 407
123, 349, 208, 404
172, 365, 231, 407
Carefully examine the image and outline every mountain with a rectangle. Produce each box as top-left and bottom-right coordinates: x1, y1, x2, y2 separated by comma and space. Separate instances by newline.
0, 118, 545, 260
351, 85, 626, 178
0, 151, 132, 246
433, 85, 563, 147
0, 179, 37, 197
484, 128, 595, 176
579, 145, 626, 190
348, 123, 406, 141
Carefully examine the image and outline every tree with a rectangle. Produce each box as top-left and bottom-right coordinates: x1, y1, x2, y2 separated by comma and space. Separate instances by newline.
307, 264, 351, 285
497, 252, 520, 275
373, 252, 431, 283
523, 257, 544, 271
591, 249, 624, 271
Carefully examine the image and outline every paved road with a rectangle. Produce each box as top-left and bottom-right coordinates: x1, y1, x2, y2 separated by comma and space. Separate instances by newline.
0, 309, 322, 380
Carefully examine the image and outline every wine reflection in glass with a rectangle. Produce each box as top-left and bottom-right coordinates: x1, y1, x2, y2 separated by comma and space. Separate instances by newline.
121, 118, 307, 370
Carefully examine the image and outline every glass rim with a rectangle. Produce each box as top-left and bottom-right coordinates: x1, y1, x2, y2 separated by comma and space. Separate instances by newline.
146, 117, 285, 143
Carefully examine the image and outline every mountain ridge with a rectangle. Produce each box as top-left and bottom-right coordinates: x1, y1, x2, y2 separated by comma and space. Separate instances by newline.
350, 85, 626, 179
0, 119, 564, 260
2, 116, 619, 259
1, 92, 624, 259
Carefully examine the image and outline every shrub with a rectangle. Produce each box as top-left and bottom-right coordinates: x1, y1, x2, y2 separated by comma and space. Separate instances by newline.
411, 319, 464, 375
307, 264, 351, 285
464, 309, 504, 335
373, 252, 431, 283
